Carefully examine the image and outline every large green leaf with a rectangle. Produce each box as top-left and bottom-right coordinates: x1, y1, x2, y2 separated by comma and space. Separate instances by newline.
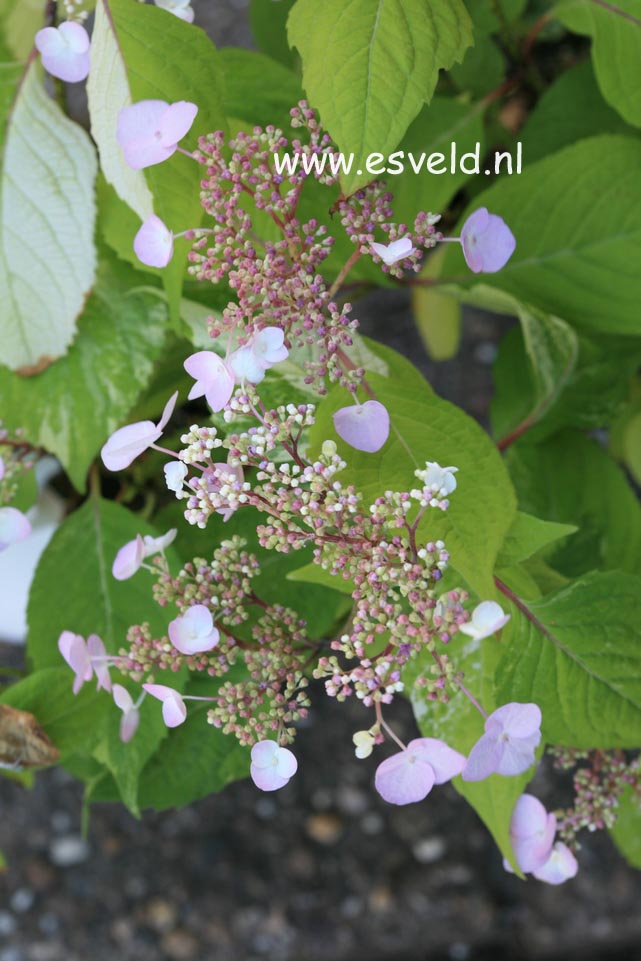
495, 570, 641, 748
309, 342, 516, 597
87, 0, 228, 308
496, 511, 577, 568
0, 250, 169, 491
249, 0, 298, 70
441, 135, 641, 335
0, 0, 42, 60
556, 0, 641, 127
506, 431, 641, 579
1, 60, 97, 370
287, 0, 472, 195
519, 59, 632, 163
219, 47, 303, 131
610, 785, 641, 868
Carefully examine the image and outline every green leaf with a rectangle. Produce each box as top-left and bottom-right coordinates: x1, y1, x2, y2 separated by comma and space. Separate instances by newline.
506, 431, 641, 579
450, 34, 504, 97
219, 47, 303, 131
137, 676, 249, 810
495, 570, 641, 748
309, 341, 517, 597
287, 0, 473, 195
556, 0, 641, 127
1, 60, 97, 371
610, 785, 641, 869
27, 497, 177, 669
441, 135, 641, 335
519, 59, 632, 163
0, 250, 169, 492
392, 97, 486, 226
0, 0, 42, 60
411, 248, 462, 361
496, 511, 577, 568
249, 0, 299, 69
88, 0, 228, 308
0, 668, 108, 758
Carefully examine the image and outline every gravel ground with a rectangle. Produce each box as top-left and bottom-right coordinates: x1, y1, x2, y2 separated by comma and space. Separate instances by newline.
3, 3, 641, 960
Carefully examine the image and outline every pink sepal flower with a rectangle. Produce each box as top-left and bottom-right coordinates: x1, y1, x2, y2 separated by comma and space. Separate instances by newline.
375, 738, 466, 805
35, 22, 90, 83
168, 604, 219, 655
101, 392, 178, 472
184, 351, 235, 412
58, 631, 111, 694
117, 99, 198, 169
143, 684, 187, 728
462, 702, 542, 782
460, 208, 515, 273
134, 215, 174, 268
228, 327, 289, 385
112, 534, 145, 581
509, 793, 556, 873
533, 842, 578, 885
333, 400, 390, 453
459, 600, 510, 641
370, 237, 415, 266
0, 507, 31, 552
250, 740, 298, 791
112, 685, 140, 743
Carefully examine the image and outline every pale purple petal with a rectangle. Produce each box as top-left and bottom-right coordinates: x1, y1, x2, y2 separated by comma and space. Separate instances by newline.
184, 352, 235, 411
533, 842, 578, 885
374, 749, 436, 805
58, 631, 92, 694
35, 23, 90, 83
112, 684, 134, 713
168, 604, 219, 655
112, 535, 145, 580
510, 794, 556, 873
87, 634, 112, 693
157, 391, 178, 432
164, 461, 188, 493
496, 731, 540, 776
333, 400, 390, 454
143, 529, 177, 556
250, 764, 290, 791
120, 708, 140, 743
274, 746, 298, 779
101, 421, 159, 472
117, 100, 168, 146
461, 207, 516, 274
252, 327, 288, 367
143, 682, 188, 725
459, 600, 510, 641
134, 215, 174, 268
251, 739, 279, 769
0, 507, 31, 552
371, 237, 415, 266
158, 101, 198, 147
408, 738, 466, 784
488, 702, 542, 739
229, 345, 265, 385
461, 732, 503, 782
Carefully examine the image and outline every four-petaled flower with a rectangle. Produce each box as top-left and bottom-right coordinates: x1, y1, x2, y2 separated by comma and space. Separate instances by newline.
143, 684, 187, 727
460, 208, 516, 274
35, 22, 90, 83
184, 351, 235, 412
229, 327, 290, 385
375, 737, 466, 805
250, 740, 298, 792
101, 392, 178, 472
459, 600, 510, 641
370, 237, 415, 266
0, 507, 31, 553
117, 99, 198, 169
333, 400, 390, 453
168, 604, 220, 655
507, 793, 557, 874
112, 685, 140, 743
462, 702, 541, 781
532, 842, 578, 885
58, 631, 112, 694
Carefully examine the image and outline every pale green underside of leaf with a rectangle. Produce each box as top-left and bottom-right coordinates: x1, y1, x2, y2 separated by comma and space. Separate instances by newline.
555, 0, 641, 127
287, 0, 472, 194
87, 0, 154, 221
0, 251, 169, 491
496, 571, 641, 748
0, 61, 97, 370
442, 135, 641, 335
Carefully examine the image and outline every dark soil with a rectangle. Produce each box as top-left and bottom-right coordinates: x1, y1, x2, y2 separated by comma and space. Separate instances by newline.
3, 3, 641, 960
